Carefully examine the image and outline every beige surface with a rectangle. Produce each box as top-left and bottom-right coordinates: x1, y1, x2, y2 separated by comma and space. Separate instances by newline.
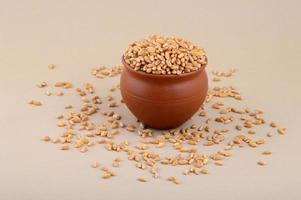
1, 0, 301, 200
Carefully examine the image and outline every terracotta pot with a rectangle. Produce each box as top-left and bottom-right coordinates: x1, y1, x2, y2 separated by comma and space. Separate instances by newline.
120, 57, 208, 130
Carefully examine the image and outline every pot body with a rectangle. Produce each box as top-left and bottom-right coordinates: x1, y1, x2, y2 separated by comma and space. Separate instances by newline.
120, 62, 208, 130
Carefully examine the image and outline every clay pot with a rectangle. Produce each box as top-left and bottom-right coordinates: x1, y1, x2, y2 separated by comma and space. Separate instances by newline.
120, 57, 208, 130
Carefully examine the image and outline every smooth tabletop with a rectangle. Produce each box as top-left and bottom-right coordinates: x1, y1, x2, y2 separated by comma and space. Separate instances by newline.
0, 1, 300, 200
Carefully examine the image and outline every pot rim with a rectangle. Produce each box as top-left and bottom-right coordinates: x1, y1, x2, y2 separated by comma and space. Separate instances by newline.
122, 56, 207, 79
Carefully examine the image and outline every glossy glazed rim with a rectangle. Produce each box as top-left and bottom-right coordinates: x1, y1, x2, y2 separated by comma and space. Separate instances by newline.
122, 56, 207, 79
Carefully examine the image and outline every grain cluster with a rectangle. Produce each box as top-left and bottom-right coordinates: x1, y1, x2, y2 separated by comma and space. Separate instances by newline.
124, 35, 207, 75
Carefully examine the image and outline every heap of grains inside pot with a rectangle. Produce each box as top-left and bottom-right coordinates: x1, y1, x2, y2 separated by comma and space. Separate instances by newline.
30, 58, 286, 184
123, 35, 207, 75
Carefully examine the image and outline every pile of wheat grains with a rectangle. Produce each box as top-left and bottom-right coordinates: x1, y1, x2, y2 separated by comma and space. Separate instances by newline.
29, 39, 286, 185
123, 35, 207, 75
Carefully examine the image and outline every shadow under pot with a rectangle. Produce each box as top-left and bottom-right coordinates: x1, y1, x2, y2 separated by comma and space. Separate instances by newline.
120, 57, 208, 130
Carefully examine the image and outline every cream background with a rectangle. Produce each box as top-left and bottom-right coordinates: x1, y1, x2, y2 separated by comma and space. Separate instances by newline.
0, 0, 301, 200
